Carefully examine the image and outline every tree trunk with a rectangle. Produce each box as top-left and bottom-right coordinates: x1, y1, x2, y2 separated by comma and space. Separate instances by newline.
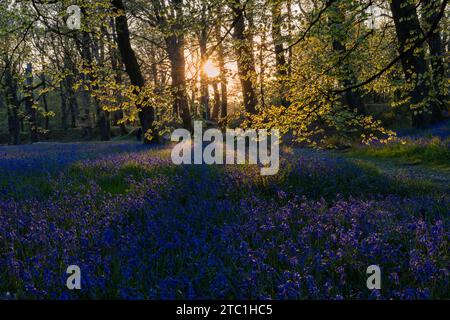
166, 34, 193, 132
112, 0, 157, 143
66, 76, 79, 129
110, 17, 128, 136
231, 0, 258, 116
4, 69, 20, 145
199, 5, 210, 120
421, 0, 447, 121
211, 82, 221, 121
59, 82, 69, 130
259, 26, 266, 108
329, 3, 366, 115
286, 0, 293, 77
88, 31, 109, 141
25, 63, 38, 143
215, 7, 228, 124
62, 49, 79, 129
91, 33, 111, 141
151, 0, 192, 131
40, 74, 50, 130
77, 32, 94, 138
271, 0, 289, 107
443, 11, 449, 54
390, 0, 433, 128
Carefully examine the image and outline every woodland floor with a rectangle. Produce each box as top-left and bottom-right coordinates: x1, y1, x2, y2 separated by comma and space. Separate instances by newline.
0, 133, 448, 299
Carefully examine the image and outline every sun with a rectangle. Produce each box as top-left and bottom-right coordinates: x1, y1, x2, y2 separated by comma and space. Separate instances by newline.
203, 60, 220, 78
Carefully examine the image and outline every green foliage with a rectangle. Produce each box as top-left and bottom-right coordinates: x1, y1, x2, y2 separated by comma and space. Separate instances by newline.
0, 0, 448, 146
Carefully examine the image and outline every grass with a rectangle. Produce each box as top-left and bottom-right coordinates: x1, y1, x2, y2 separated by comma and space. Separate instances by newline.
67, 162, 180, 195
348, 137, 450, 169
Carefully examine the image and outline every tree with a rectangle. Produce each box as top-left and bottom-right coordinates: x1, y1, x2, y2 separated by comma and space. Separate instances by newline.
152, 0, 193, 132
198, 2, 211, 120
215, 6, 229, 124
421, 0, 448, 120
328, 1, 366, 115
24, 63, 38, 142
230, 0, 258, 116
3, 67, 21, 145
390, 0, 434, 128
270, 0, 288, 106
112, 0, 157, 142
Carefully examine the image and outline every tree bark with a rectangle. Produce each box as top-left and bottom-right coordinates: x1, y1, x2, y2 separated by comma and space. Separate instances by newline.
271, 0, 289, 107
66, 75, 79, 129
215, 7, 228, 124
109, 18, 128, 136
211, 82, 221, 121
4, 69, 20, 145
112, 0, 157, 143
76, 31, 94, 138
421, 0, 447, 121
166, 34, 194, 132
329, 3, 366, 115
81, 31, 110, 140
25, 63, 38, 143
161, 0, 193, 132
390, 0, 433, 128
230, 0, 258, 116
91, 32, 111, 141
286, 0, 293, 77
199, 4, 210, 120
39, 74, 50, 130
259, 26, 266, 108
59, 81, 69, 130
61, 45, 79, 129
